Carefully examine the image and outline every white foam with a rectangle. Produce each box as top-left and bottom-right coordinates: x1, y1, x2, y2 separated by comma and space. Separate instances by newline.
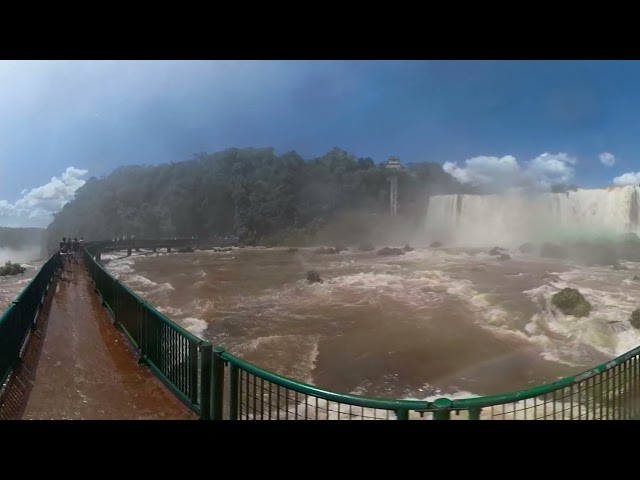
181, 317, 208, 336
240, 387, 486, 420
236, 270, 457, 315
156, 306, 185, 317
523, 268, 640, 364
126, 274, 174, 292
105, 258, 135, 278
232, 334, 322, 385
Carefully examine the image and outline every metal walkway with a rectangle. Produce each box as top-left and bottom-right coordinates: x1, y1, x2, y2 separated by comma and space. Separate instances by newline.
11, 260, 195, 420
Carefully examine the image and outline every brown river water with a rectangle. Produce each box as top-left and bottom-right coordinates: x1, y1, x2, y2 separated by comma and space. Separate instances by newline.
93, 246, 640, 401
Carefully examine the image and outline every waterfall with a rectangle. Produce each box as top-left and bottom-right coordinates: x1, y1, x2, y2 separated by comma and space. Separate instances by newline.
424, 186, 640, 247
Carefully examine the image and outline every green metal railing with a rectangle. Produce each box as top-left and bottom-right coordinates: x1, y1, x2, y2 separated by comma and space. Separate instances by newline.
217, 348, 432, 420
425, 347, 640, 420
83, 243, 640, 420
0, 253, 60, 390
83, 249, 213, 419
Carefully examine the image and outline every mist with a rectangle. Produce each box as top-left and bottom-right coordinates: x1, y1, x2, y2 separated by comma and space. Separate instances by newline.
424, 186, 639, 248
0, 245, 42, 265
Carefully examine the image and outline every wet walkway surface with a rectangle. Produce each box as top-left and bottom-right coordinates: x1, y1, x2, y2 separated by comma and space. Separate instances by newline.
20, 260, 196, 420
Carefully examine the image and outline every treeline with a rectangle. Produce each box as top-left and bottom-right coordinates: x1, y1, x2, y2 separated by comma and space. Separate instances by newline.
45, 147, 473, 251
0, 227, 44, 249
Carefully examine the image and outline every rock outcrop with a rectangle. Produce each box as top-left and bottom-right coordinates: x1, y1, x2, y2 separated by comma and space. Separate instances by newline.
376, 247, 405, 256
307, 270, 323, 284
551, 288, 592, 317
315, 247, 337, 254
540, 242, 569, 259
0, 261, 25, 277
519, 242, 535, 254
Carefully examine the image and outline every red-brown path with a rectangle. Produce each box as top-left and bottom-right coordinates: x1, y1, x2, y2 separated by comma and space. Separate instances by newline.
19, 260, 195, 420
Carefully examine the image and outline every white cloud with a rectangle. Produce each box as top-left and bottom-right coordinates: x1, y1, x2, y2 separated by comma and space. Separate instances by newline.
0, 166, 88, 227
443, 155, 520, 190
599, 152, 616, 167
524, 153, 576, 188
613, 172, 640, 187
444, 152, 577, 192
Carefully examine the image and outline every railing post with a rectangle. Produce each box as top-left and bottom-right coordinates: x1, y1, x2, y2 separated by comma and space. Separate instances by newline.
433, 398, 452, 420
138, 301, 147, 363
468, 407, 481, 420
113, 280, 120, 327
199, 343, 212, 420
212, 347, 226, 420
10, 301, 22, 365
229, 364, 239, 420
395, 409, 409, 420
189, 342, 198, 405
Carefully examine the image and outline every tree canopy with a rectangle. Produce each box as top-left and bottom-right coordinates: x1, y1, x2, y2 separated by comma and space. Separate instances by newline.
45, 147, 472, 251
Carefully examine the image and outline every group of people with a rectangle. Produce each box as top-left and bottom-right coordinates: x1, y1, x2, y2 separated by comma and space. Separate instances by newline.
112, 235, 134, 242
59, 236, 84, 264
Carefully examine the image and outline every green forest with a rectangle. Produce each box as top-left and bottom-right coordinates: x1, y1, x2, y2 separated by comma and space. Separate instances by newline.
45, 147, 473, 252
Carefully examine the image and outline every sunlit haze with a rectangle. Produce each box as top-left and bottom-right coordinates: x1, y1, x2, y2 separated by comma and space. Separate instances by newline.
1, 60, 640, 227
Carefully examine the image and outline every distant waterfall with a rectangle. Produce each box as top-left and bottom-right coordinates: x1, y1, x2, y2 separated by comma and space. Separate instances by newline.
424, 186, 640, 247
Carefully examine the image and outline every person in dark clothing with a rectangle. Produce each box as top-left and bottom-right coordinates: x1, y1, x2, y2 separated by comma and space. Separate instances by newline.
71, 238, 78, 263
57, 237, 69, 277
66, 237, 73, 262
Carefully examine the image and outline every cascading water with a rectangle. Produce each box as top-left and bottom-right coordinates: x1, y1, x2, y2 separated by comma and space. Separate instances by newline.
424, 186, 640, 247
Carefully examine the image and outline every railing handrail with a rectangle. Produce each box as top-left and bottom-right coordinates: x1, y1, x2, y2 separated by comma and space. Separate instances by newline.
112, 275, 206, 346
220, 349, 430, 411
0, 251, 59, 392
0, 250, 59, 327
440, 344, 640, 410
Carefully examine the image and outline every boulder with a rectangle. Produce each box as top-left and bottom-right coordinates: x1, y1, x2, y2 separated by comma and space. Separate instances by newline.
619, 232, 640, 243
402, 244, 415, 252
307, 270, 323, 284
376, 247, 405, 256
0, 261, 25, 277
499, 253, 511, 260
489, 246, 505, 256
334, 245, 349, 253
551, 288, 592, 317
630, 309, 640, 329
429, 241, 443, 248
633, 275, 640, 281
540, 242, 569, 259
519, 242, 535, 254
619, 233, 640, 261
315, 247, 337, 254
613, 261, 629, 271
590, 244, 618, 266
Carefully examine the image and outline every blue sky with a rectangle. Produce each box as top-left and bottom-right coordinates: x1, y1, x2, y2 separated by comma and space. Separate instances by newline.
1, 60, 639, 227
